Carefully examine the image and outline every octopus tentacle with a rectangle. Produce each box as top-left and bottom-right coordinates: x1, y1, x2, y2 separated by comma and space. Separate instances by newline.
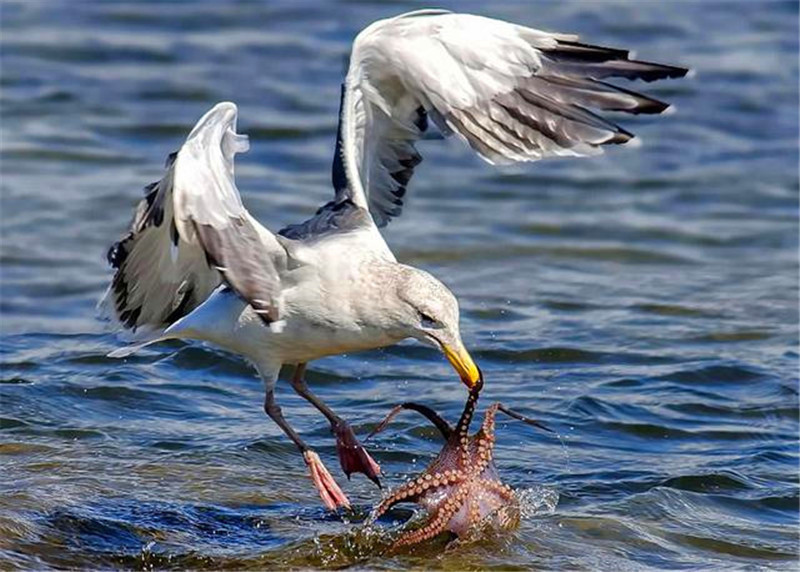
371, 468, 466, 521
370, 476, 425, 519
467, 478, 520, 533
466, 406, 497, 475
480, 403, 499, 438
366, 402, 454, 441
497, 403, 553, 433
454, 388, 481, 465
467, 488, 481, 528
478, 478, 516, 503
392, 485, 468, 548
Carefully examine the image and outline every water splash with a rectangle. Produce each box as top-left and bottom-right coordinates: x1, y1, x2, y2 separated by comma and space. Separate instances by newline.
516, 485, 559, 520
305, 517, 396, 567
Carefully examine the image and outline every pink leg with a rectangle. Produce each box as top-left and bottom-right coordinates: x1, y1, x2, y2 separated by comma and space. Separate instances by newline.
262, 387, 350, 511
291, 364, 382, 486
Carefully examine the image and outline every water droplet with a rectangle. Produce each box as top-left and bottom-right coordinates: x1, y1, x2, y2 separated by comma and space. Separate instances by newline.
516, 485, 559, 519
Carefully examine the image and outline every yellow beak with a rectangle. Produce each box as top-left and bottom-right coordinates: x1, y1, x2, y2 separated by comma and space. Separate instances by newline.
442, 343, 482, 388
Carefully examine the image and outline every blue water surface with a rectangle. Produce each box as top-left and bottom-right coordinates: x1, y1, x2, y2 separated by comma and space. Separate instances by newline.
1, 1, 798, 569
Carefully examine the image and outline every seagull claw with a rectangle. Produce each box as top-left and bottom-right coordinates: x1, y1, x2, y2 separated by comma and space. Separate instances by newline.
333, 420, 382, 487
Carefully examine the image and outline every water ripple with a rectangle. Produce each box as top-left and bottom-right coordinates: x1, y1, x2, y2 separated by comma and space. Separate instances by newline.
1, 0, 797, 569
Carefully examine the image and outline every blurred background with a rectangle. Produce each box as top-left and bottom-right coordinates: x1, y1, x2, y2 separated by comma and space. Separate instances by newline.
1, 1, 797, 569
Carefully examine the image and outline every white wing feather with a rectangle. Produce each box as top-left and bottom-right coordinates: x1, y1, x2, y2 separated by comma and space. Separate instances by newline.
338, 10, 687, 226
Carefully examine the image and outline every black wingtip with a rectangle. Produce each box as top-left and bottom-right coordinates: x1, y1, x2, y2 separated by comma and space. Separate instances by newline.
632, 98, 671, 115
631, 60, 690, 83
606, 126, 635, 145
553, 39, 630, 61
545, 39, 690, 84
594, 80, 673, 115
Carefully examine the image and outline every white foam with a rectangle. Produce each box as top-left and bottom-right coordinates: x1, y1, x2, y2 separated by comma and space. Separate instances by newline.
516, 485, 559, 519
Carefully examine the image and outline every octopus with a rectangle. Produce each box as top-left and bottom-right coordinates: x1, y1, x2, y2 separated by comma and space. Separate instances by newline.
366, 381, 550, 548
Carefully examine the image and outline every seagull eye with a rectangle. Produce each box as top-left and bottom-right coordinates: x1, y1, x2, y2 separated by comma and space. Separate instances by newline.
419, 312, 439, 329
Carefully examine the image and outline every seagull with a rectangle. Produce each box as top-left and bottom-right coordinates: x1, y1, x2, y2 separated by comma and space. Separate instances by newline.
102, 9, 687, 510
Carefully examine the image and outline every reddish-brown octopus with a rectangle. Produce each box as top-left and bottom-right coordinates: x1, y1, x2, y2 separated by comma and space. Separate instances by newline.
366, 383, 550, 548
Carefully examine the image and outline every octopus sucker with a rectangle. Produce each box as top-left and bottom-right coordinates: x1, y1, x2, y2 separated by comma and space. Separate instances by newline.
366, 384, 551, 549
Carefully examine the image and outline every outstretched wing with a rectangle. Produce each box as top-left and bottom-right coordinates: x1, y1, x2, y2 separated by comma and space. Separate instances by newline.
102, 102, 287, 332
336, 9, 688, 226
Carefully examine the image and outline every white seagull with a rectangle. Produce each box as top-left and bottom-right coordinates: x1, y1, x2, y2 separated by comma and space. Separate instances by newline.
103, 10, 687, 509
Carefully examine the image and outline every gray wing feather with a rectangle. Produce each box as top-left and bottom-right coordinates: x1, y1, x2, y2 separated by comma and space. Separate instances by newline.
194, 214, 283, 322
104, 156, 220, 331
104, 102, 287, 331
278, 198, 371, 241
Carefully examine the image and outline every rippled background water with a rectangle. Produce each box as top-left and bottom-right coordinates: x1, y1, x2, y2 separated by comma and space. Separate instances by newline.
1, 0, 798, 569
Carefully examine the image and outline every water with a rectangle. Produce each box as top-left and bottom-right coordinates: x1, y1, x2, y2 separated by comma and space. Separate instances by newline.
1, 0, 797, 568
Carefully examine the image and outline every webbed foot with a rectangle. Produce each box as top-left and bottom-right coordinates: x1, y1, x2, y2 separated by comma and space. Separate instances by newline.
333, 420, 382, 487
304, 450, 350, 510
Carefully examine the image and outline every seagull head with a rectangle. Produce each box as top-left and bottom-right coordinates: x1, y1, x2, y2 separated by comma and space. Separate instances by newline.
394, 266, 482, 389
